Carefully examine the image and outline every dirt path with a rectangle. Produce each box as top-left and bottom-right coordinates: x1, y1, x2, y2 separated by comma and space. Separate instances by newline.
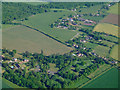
70, 32, 80, 40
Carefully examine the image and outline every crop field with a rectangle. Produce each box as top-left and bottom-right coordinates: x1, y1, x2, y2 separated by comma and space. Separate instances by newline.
2, 25, 72, 55
22, 11, 77, 42
82, 68, 118, 88
110, 45, 118, 60
100, 14, 119, 26
93, 45, 110, 57
107, 3, 119, 15
93, 23, 118, 37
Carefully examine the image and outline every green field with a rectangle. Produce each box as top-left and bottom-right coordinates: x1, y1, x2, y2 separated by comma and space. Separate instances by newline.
2, 24, 16, 29
22, 11, 77, 42
88, 64, 111, 79
110, 45, 118, 60
93, 23, 118, 37
2, 78, 23, 88
2, 25, 72, 55
93, 45, 110, 57
25, 2, 49, 5
82, 68, 118, 88
107, 3, 119, 15
101, 40, 115, 47
67, 77, 89, 88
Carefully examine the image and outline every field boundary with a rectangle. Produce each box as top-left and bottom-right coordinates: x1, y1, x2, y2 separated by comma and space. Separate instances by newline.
21, 24, 71, 48
78, 66, 114, 88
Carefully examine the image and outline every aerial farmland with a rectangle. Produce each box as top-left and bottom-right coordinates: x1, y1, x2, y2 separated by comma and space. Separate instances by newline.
1, 2, 119, 89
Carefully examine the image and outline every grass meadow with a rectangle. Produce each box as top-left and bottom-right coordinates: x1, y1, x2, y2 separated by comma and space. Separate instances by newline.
2, 25, 72, 55
110, 45, 118, 60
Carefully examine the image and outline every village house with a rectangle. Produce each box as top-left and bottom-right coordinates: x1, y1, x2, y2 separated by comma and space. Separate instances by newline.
72, 53, 76, 56
15, 63, 20, 69
78, 53, 84, 57
47, 70, 55, 75
13, 58, 17, 62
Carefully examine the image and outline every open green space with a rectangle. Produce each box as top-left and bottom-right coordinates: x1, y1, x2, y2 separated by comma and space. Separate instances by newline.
22, 11, 77, 42
49, 63, 59, 73
25, 2, 49, 5
67, 77, 89, 88
2, 25, 72, 55
93, 45, 110, 57
82, 68, 118, 88
93, 23, 118, 37
88, 64, 111, 78
2, 24, 16, 29
101, 40, 115, 47
107, 3, 119, 15
2, 78, 23, 88
110, 45, 118, 60
83, 42, 98, 49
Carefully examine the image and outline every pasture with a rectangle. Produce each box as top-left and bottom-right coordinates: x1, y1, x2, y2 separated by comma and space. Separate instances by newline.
22, 11, 77, 42
82, 68, 118, 88
93, 23, 118, 37
107, 3, 119, 15
110, 45, 118, 60
2, 25, 72, 55
100, 14, 119, 26
93, 45, 110, 57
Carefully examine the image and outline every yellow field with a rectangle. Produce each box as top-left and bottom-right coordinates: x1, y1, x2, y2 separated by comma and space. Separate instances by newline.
93, 23, 118, 37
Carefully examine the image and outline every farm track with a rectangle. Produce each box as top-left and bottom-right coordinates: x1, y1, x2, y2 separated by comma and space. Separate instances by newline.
78, 66, 113, 88
70, 32, 80, 40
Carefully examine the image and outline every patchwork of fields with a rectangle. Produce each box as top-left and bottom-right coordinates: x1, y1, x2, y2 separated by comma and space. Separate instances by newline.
2, 25, 72, 55
82, 68, 118, 88
22, 11, 77, 42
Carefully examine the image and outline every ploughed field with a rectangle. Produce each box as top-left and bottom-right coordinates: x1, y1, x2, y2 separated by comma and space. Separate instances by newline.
2, 25, 72, 55
100, 14, 119, 26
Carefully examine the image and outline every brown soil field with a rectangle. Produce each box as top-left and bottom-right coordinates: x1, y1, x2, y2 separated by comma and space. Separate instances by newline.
100, 14, 119, 26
